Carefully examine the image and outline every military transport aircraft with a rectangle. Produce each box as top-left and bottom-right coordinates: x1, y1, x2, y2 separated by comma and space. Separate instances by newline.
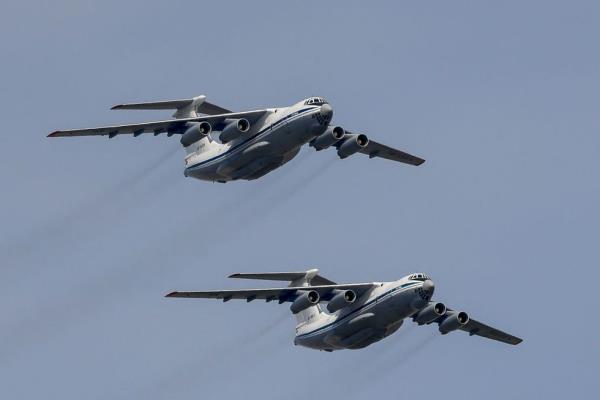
166, 269, 522, 351
48, 96, 425, 182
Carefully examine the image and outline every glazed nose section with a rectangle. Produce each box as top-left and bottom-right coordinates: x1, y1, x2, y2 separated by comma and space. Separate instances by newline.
421, 279, 435, 299
320, 103, 332, 116
412, 279, 435, 310
318, 103, 333, 125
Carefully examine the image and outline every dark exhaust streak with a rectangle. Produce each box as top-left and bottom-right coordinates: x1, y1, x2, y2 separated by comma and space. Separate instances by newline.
0, 178, 274, 363
238, 152, 337, 223
143, 312, 289, 398
1, 145, 180, 265
0, 149, 334, 367
353, 332, 439, 392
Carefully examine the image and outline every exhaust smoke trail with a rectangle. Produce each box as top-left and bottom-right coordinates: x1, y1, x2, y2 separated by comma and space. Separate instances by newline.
1, 145, 180, 265
350, 331, 439, 395
143, 311, 289, 398
0, 174, 276, 363
0, 147, 336, 370
232, 152, 337, 226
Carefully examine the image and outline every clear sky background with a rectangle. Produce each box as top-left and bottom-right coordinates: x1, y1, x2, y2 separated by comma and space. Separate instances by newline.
1, 1, 598, 398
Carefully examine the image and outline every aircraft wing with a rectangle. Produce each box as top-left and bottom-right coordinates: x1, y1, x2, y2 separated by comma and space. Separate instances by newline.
359, 139, 425, 166
421, 305, 522, 345
165, 283, 376, 303
47, 110, 267, 138
459, 318, 523, 345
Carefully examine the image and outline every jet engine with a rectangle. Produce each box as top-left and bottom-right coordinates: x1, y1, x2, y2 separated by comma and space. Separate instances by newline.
310, 126, 345, 151
438, 311, 469, 334
413, 302, 446, 325
180, 121, 212, 146
326, 290, 357, 313
337, 134, 369, 159
219, 118, 250, 143
290, 290, 320, 314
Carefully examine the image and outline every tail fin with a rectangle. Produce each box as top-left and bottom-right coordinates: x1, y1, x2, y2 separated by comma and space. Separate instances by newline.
111, 95, 232, 118
229, 269, 334, 325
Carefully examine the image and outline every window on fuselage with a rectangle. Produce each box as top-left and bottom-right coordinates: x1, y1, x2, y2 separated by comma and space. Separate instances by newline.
304, 97, 327, 106
409, 273, 430, 281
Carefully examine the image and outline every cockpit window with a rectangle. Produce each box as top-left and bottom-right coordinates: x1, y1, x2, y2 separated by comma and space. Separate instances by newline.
304, 97, 327, 106
409, 273, 430, 281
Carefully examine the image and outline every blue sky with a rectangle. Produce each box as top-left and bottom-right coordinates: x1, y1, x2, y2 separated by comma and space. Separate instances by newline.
1, 1, 598, 398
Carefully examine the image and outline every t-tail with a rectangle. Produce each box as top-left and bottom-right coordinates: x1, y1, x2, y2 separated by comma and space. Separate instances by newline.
111, 95, 229, 157
111, 95, 232, 118
229, 269, 333, 324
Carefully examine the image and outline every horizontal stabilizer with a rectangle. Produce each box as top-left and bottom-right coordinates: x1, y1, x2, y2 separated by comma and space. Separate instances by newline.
111, 95, 232, 117
111, 99, 195, 111
229, 269, 337, 286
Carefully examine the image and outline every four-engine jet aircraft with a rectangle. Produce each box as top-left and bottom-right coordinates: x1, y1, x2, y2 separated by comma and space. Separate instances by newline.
48, 96, 425, 182
166, 269, 522, 351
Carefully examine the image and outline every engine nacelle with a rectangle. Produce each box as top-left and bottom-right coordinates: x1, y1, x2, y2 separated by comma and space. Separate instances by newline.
326, 290, 357, 313
180, 121, 212, 147
219, 118, 250, 143
290, 290, 320, 314
337, 134, 369, 159
438, 311, 469, 334
310, 126, 345, 151
413, 302, 446, 325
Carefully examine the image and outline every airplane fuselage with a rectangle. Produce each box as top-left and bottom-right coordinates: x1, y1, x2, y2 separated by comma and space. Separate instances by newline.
294, 277, 431, 351
183, 100, 332, 182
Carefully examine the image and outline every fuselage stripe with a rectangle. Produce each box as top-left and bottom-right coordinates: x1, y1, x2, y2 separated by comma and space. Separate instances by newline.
186, 106, 318, 170
296, 281, 419, 339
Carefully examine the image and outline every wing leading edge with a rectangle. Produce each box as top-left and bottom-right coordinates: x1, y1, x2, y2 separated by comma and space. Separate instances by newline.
48, 110, 268, 138
416, 304, 522, 345
359, 139, 425, 166
165, 283, 376, 303
460, 318, 523, 345
335, 130, 425, 166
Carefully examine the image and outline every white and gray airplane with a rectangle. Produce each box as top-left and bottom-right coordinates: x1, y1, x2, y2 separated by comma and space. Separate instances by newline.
166, 269, 522, 351
49, 95, 425, 182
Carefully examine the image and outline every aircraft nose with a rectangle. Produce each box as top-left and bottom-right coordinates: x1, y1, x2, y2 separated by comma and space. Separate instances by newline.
317, 103, 333, 126
320, 103, 332, 116
421, 279, 435, 298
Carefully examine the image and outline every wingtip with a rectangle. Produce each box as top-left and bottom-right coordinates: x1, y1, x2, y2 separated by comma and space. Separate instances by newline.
228, 273, 241, 279
47, 131, 59, 137
165, 291, 178, 298
110, 104, 123, 110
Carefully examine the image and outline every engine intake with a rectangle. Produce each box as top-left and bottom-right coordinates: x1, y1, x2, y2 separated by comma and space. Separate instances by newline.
337, 134, 369, 159
326, 290, 357, 313
290, 290, 320, 314
219, 118, 250, 143
413, 302, 446, 325
180, 121, 212, 147
310, 126, 345, 151
438, 311, 469, 334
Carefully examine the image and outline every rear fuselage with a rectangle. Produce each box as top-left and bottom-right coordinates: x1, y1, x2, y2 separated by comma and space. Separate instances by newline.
184, 100, 331, 182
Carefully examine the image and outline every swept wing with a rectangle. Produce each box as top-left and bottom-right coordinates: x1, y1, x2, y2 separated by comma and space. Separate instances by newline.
417, 304, 522, 345
48, 110, 267, 138
166, 283, 376, 303
459, 318, 522, 345
359, 139, 425, 166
